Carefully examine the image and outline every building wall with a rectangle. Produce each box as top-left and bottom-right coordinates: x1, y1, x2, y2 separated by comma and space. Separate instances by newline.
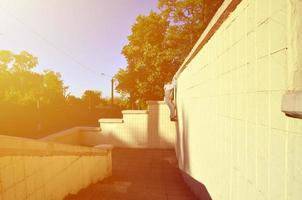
175, 0, 302, 199
0, 135, 112, 200
98, 101, 176, 148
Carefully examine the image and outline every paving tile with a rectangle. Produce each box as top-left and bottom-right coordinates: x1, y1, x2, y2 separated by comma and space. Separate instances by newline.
64, 148, 197, 200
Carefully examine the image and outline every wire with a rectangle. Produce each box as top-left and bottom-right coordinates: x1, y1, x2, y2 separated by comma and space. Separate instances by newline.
0, 5, 109, 79
101, 73, 114, 79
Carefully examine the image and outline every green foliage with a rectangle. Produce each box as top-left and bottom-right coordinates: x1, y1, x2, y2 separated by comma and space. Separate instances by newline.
116, 12, 176, 105
0, 50, 14, 70
115, 0, 223, 108
0, 50, 126, 138
13, 51, 38, 71
81, 90, 102, 110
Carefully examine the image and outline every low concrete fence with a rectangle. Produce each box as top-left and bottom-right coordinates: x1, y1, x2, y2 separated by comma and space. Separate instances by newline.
41, 127, 101, 146
99, 101, 176, 148
44, 101, 176, 149
0, 134, 112, 200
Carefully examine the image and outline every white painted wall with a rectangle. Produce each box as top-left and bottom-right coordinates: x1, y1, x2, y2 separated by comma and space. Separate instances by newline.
174, 0, 302, 199
98, 101, 177, 148
0, 134, 111, 200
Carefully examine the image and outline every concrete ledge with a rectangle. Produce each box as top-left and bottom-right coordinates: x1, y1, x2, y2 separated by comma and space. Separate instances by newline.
78, 127, 101, 131
98, 104, 176, 148
41, 127, 80, 141
0, 134, 108, 156
94, 144, 114, 151
99, 119, 124, 123
0, 134, 112, 200
282, 90, 302, 119
41, 127, 103, 147
147, 101, 166, 105
174, 0, 241, 79
41, 127, 101, 141
122, 110, 148, 114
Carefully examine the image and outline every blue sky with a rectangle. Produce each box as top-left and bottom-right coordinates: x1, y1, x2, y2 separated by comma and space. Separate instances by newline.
0, 0, 158, 97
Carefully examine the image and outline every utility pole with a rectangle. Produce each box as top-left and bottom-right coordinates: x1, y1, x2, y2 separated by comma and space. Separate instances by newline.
111, 78, 114, 106
101, 73, 115, 107
37, 96, 41, 131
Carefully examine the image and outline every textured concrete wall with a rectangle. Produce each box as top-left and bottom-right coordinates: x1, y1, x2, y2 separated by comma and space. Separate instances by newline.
175, 0, 302, 199
287, 0, 302, 90
41, 127, 100, 146
98, 101, 176, 148
148, 101, 178, 148
0, 135, 112, 200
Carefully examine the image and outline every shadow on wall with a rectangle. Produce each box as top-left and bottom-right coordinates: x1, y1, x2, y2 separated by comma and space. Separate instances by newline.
97, 102, 176, 148
42, 127, 131, 148
80, 127, 174, 148
81, 130, 129, 147
148, 103, 159, 147
181, 171, 212, 200
175, 103, 212, 200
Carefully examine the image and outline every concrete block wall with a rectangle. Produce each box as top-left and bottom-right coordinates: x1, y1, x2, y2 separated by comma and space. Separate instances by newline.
98, 101, 176, 148
0, 135, 112, 200
148, 101, 178, 148
41, 127, 100, 146
100, 110, 149, 147
175, 0, 302, 199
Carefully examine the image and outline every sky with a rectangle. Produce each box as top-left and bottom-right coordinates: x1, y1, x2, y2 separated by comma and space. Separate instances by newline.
0, 0, 158, 97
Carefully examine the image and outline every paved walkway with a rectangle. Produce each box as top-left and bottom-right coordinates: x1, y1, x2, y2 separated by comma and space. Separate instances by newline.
65, 148, 198, 200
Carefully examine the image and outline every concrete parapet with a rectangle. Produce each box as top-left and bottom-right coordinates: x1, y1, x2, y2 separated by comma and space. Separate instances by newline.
0, 134, 112, 200
98, 101, 176, 148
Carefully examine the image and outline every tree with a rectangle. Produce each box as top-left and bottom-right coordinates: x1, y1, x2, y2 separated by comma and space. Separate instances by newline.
115, 0, 223, 107
66, 95, 82, 107
81, 90, 102, 111
0, 50, 42, 105
0, 50, 14, 71
0, 50, 124, 138
115, 68, 137, 107
116, 11, 173, 107
0, 51, 13, 97
41, 70, 67, 107
12, 51, 38, 72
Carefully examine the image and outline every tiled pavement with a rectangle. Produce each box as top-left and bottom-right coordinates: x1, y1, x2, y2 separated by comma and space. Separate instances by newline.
65, 148, 198, 200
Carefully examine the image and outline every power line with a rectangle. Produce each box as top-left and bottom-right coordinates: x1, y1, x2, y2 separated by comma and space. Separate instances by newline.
0, 5, 108, 79
101, 72, 114, 79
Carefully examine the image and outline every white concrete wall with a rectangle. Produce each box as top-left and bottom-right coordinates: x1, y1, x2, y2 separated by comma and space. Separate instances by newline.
174, 0, 302, 199
287, 0, 302, 90
148, 101, 178, 148
0, 134, 112, 200
98, 101, 176, 148
41, 127, 100, 146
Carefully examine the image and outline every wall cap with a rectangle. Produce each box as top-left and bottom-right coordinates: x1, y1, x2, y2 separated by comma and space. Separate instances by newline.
94, 144, 114, 150
174, 0, 241, 79
41, 127, 81, 141
281, 90, 302, 119
41, 126, 101, 142
122, 110, 148, 114
147, 101, 166, 105
0, 134, 109, 156
99, 118, 124, 123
